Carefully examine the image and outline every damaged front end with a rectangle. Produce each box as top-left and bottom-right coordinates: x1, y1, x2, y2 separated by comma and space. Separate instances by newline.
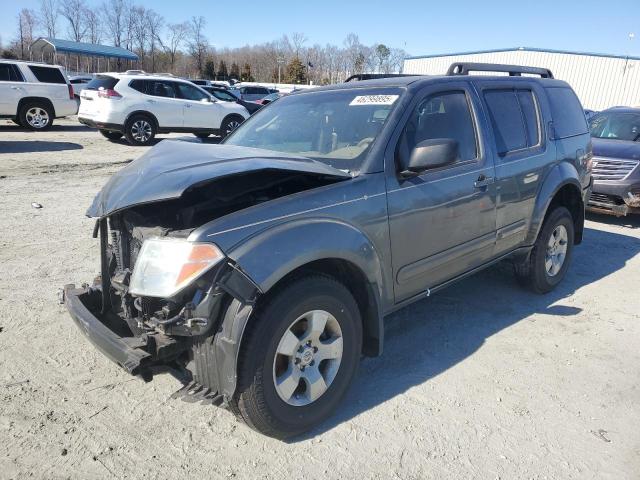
63, 212, 259, 404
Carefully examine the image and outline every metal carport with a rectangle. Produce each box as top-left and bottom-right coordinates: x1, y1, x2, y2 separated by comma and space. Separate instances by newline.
30, 37, 138, 73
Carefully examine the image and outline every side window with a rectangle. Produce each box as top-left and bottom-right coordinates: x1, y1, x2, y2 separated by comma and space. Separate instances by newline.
400, 91, 478, 163
545, 87, 588, 139
483, 89, 540, 156
0, 63, 23, 82
149, 80, 176, 98
28, 65, 66, 84
175, 82, 208, 101
213, 90, 236, 101
129, 79, 148, 94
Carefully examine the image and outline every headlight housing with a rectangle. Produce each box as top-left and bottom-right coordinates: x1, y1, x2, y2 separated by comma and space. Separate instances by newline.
129, 238, 224, 298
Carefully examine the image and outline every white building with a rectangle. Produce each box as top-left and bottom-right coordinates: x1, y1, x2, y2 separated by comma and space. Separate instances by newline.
403, 47, 640, 111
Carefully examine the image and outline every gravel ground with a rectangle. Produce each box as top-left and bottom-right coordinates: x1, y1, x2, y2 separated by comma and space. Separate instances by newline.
1, 118, 639, 480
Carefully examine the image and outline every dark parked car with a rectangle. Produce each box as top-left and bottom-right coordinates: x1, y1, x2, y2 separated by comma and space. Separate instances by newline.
229, 85, 277, 101
254, 92, 283, 105
201, 85, 262, 114
63, 63, 591, 439
586, 107, 640, 216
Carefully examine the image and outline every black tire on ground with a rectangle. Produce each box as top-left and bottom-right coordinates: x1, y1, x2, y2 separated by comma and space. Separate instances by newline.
220, 115, 244, 138
99, 130, 123, 141
194, 132, 210, 139
124, 114, 156, 146
515, 206, 575, 294
19, 102, 54, 131
230, 275, 362, 439
11, 118, 22, 126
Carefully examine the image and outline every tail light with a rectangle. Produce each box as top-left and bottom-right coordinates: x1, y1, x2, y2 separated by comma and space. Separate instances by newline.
68, 84, 74, 100
98, 88, 122, 99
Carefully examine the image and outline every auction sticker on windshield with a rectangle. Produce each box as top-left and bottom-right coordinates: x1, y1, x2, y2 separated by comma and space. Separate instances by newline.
349, 95, 399, 106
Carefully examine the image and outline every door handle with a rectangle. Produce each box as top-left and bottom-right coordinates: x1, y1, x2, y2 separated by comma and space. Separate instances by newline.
146, 99, 156, 103
11, 86, 21, 90
185, 104, 192, 108
474, 175, 495, 189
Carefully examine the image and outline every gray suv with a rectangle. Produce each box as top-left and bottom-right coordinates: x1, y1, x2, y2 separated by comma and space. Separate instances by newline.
63, 63, 592, 438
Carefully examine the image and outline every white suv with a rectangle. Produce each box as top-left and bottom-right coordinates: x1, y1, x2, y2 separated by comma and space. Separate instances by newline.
78, 73, 250, 145
0, 60, 78, 130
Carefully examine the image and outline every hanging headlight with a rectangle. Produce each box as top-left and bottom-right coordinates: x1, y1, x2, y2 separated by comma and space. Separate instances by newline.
129, 238, 224, 298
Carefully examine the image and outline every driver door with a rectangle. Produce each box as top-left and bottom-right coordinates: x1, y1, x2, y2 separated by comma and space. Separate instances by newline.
386, 84, 497, 302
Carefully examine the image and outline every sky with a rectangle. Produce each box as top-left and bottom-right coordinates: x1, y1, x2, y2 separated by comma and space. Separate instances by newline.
1, 0, 639, 58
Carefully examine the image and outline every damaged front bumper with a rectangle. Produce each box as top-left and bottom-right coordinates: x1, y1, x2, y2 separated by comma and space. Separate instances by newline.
62, 284, 188, 379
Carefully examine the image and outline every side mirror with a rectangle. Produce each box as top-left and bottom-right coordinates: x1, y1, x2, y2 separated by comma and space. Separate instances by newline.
401, 138, 458, 176
202, 96, 214, 103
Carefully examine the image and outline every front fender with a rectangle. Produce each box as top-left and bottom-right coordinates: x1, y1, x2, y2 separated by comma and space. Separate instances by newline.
525, 161, 583, 246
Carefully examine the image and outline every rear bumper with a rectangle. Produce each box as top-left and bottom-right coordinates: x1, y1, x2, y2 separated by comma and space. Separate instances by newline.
78, 117, 124, 132
62, 284, 185, 376
55, 99, 79, 117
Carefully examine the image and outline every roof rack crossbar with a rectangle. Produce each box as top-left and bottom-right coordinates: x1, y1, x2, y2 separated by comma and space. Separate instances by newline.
446, 62, 554, 79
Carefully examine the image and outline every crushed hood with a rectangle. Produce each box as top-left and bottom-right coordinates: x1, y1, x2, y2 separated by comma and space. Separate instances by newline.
86, 140, 351, 218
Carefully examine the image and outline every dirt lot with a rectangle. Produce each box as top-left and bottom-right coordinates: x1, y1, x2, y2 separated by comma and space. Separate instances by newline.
1, 118, 639, 479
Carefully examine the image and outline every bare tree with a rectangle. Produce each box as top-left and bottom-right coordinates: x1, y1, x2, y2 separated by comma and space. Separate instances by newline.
102, 0, 129, 47
131, 5, 148, 64
291, 32, 307, 59
86, 8, 101, 44
59, 0, 89, 42
165, 22, 188, 70
39, 0, 58, 38
187, 16, 208, 75
146, 9, 164, 72
16, 9, 38, 59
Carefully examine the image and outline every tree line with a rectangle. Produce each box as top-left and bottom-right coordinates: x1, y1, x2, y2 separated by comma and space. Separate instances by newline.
2, 0, 407, 84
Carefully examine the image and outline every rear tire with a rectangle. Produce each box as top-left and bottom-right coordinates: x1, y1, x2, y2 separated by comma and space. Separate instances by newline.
99, 130, 123, 141
231, 275, 362, 439
515, 206, 574, 293
220, 115, 244, 138
19, 102, 54, 131
124, 114, 156, 146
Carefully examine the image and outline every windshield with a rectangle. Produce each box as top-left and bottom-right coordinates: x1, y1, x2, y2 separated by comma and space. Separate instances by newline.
224, 87, 403, 169
589, 111, 640, 141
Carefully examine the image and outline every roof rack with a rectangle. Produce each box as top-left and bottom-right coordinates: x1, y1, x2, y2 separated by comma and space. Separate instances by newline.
345, 73, 418, 82
446, 62, 554, 79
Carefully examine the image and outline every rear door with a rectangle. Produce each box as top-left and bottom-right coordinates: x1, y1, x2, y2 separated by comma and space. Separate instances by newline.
0, 62, 24, 116
473, 80, 556, 254
386, 82, 498, 301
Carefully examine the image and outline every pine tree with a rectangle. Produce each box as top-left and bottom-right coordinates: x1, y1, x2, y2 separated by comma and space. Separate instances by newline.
284, 57, 307, 84
217, 60, 228, 80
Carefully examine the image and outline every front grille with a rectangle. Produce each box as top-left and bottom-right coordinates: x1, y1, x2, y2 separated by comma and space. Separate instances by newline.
592, 157, 639, 181
589, 192, 623, 206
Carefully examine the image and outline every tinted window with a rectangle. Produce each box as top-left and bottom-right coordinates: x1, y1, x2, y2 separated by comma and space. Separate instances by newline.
149, 81, 176, 98
28, 65, 66, 84
86, 76, 119, 90
209, 89, 237, 101
175, 82, 208, 101
401, 91, 477, 162
517, 90, 540, 147
0, 63, 23, 82
546, 87, 588, 139
589, 112, 640, 141
129, 79, 148, 94
484, 90, 527, 155
70, 78, 90, 84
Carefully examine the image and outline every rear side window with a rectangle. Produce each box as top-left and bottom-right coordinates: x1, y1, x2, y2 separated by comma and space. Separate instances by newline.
483, 89, 540, 156
546, 87, 588, 139
86, 76, 119, 90
129, 79, 148, 94
28, 65, 66, 84
0, 63, 23, 82
149, 80, 176, 98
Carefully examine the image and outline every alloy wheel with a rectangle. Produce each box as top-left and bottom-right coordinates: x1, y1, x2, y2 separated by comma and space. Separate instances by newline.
131, 120, 152, 143
545, 224, 568, 276
273, 310, 343, 407
25, 107, 50, 129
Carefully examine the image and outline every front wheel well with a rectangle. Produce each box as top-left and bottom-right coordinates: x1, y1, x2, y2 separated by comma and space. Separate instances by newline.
254, 258, 382, 357
545, 183, 584, 244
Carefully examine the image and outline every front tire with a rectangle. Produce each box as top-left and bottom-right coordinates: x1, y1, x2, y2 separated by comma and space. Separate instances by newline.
231, 275, 362, 439
124, 114, 156, 146
515, 206, 574, 293
99, 130, 123, 141
220, 115, 244, 138
19, 102, 54, 131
